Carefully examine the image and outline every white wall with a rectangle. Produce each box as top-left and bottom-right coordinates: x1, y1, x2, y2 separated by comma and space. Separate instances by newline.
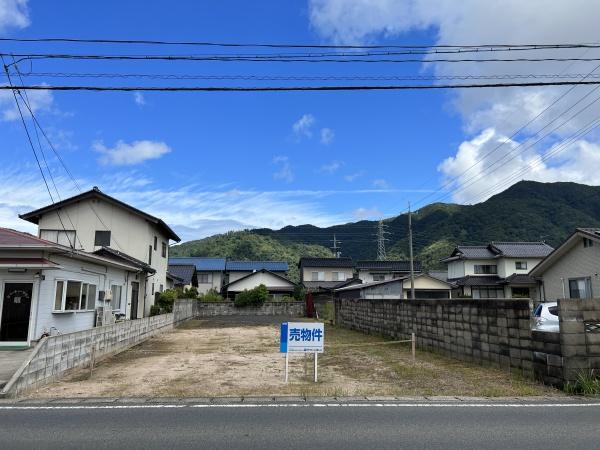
36, 198, 171, 315
301, 267, 354, 282
197, 271, 223, 294
447, 261, 465, 279
496, 257, 543, 278
357, 270, 405, 283
228, 272, 294, 292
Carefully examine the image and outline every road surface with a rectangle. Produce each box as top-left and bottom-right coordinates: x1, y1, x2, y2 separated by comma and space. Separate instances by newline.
0, 398, 599, 449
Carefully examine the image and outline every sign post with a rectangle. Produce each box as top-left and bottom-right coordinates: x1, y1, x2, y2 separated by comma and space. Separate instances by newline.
280, 322, 324, 383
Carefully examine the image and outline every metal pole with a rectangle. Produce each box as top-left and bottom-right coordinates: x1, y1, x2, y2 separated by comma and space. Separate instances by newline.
314, 352, 318, 382
408, 203, 415, 300
285, 352, 289, 383
411, 333, 416, 362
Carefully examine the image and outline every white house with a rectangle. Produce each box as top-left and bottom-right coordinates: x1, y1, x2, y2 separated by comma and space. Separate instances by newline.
442, 242, 554, 299
19, 187, 181, 317
223, 269, 296, 300
355, 260, 421, 282
334, 274, 454, 300
530, 228, 600, 302
168, 257, 226, 294
225, 260, 288, 284
299, 257, 355, 290
0, 228, 141, 348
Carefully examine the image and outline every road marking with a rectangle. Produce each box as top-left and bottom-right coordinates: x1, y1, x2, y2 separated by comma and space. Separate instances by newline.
0, 402, 599, 410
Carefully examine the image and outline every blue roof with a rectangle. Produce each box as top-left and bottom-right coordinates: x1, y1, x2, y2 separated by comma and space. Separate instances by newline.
226, 260, 289, 272
168, 257, 226, 271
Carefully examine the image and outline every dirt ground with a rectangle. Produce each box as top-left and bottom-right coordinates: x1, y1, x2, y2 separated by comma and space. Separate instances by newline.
28, 316, 562, 398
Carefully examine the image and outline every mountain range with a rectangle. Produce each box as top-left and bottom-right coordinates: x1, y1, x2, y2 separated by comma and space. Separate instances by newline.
170, 181, 600, 277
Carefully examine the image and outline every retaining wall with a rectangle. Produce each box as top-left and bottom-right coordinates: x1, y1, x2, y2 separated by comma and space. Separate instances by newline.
196, 301, 305, 317
2, 299, 196, 397
334, 298, 534, 375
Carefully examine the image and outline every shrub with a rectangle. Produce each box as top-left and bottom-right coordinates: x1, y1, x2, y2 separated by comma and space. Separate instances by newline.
234, 284, 269, 307
292, 285, 305, 301
156, 289, 178, 313
564, 370, 600, 395
199, 289, 224, 302
149, 305, 161, 317
182, 286, 199, 299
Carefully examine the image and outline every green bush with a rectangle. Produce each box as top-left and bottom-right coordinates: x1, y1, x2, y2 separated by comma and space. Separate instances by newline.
149, 305, 161, 316
182, 286, 199, 299
292, 285, 305, 301
199, 289, 224, 302
156, 289, 178, 313
234, 284, 269, 307
564, 370, 600, 395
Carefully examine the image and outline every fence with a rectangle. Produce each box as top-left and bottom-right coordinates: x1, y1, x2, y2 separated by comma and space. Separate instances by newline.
1, 299, 196, 397
196, 301, 305, 317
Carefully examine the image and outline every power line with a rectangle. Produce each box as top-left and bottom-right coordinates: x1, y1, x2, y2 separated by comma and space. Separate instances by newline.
6, 80, 600, 92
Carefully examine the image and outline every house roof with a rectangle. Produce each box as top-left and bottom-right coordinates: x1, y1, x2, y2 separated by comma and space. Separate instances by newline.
489, 242, 554, 258
226, 260, 288, 272
299, 257, 354, 268
428, 270, 449, 282
167, 264, 196, 285
166, 271, 184, 283
93, 247, 156, 274
501, 274, 537, 285
355, 260, 422, 272
0, 228, 57, 248
303, 280, 353, 291
530, 228, 600, 277
168, 257, 226, 271
19, 187, 180, 242
452, 275, 503, 287
224, 269, 296, 291
0, 258, 62, 269
335, 273, 455, 292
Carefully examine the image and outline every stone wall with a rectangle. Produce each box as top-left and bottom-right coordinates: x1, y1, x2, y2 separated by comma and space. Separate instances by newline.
559, 298, 600, 382
1, 300, 196, 397
335, 298, 533, 375
196, 301, 305, 317
532, 330, 563, 386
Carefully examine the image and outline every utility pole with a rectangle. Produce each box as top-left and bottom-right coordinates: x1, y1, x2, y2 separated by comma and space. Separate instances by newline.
331, 234, 341, 258
376, 220, 389, 261
408, 203, 415, 300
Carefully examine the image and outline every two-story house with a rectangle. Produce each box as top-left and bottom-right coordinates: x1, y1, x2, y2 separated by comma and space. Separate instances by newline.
225, 261, 289, 284
299, 257, 357, 291
168, 257, 226, 294
530, 228, 600, 302
355, 260, 422, 282
442, 241, 554, 299
19, 187, 180, 319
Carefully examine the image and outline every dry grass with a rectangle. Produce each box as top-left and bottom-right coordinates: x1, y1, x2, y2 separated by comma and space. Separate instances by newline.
27, 317, 562, 398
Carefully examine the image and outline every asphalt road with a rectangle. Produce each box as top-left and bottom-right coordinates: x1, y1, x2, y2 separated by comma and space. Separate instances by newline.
1, 400, 599, 449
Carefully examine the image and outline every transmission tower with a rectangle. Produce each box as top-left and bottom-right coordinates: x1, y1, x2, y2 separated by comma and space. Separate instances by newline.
331, 234, 342, 258
376, 220, 389, 260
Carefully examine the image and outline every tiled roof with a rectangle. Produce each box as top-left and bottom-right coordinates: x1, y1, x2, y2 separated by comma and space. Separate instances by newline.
226, 260, 288, 272
502, 274, 538, 285
456, 246, 496, 259
166, 271, 184, 282
453, 276, 503, 286
577, 228, 600, 237
303, 280, 354, 290
299, 257, 354, 268
356, 260, 422, 272
428, 271, 449, 282
167, 264, 196, 285
169, 257, 226, 271
489, 242, 554, 258
94, 247, 156, 274
0, 228, 57, 247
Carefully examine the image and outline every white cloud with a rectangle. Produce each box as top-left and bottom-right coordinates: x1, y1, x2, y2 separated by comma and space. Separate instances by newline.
309, 0, 600, 201
319, 160, 343, 174
94, 140, 172, 166
0, 0, 29, 32
133, 92, 146, 106
273, 155, 294, 183
320, 127, 335, 145
372, 178, 390, 189
292, 113, 315, 138
353, 206, 382, 221
0, 84, 53, 121
344, 171, 364, 182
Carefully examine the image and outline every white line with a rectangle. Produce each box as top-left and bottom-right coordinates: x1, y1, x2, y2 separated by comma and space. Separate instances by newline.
0, 402, 599, 411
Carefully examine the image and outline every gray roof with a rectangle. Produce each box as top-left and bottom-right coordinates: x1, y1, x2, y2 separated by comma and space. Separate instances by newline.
428, 271, 449, 282
299, 257, 354, 268
356, 260, 422, 272
455, 246, 496, 259
303, 280, 355, 291
226, 260, 288, 272
489, 242, 554, 258
93, 247, 156, 274
453, 276, 503, 287
167, 264, 196, 285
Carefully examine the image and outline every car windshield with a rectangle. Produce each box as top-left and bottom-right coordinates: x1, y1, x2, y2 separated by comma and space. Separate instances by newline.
533, 304, 543, 317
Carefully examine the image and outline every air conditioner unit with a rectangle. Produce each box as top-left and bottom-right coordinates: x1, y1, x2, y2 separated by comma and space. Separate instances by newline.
103, 289, 113, 301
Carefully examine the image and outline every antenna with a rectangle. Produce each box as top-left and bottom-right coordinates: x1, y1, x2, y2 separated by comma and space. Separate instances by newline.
376, 219, 389, 260
331, 234, 342, 258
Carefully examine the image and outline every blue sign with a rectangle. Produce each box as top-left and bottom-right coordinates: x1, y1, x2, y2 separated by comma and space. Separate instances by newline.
280, 322, 324, 353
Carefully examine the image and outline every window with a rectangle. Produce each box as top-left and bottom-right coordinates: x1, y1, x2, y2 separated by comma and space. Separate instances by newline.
198, 273, 213, 284
162, 242, 167, 258
40, 229, 77, 248
584, 238, 594, 248
148, 245, 152, 265
152, 283, 155, 295
54, 280, 96, 311
153, 236, 157, 250
515, 261, 528, 270
511, 287, 530, 298
472, 287, 504, 299
159, 284, 164, 292
332, 272, 346, 282
569, 278, 592, 299
474, 264, 497, 274
372, 273, 386, 281
110, 285, 122, 311
94, 230, 111, 247
311, 271, 325, 281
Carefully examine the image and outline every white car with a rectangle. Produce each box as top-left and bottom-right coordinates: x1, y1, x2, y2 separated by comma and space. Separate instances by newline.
532, 302, 559, 332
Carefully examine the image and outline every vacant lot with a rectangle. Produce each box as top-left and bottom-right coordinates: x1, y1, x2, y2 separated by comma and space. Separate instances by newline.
29, 316, 561, 398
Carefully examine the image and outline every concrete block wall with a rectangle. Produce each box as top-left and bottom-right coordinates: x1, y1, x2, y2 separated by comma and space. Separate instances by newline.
532, 330, 563, 386
334, 298, 534, 375
196, 301, 305, 317
559, 298, 600, 382
3, 299, 196, 397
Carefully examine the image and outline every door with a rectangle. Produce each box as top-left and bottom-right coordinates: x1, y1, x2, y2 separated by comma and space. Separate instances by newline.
130, 282, 139, 320
0, 283, 33, 342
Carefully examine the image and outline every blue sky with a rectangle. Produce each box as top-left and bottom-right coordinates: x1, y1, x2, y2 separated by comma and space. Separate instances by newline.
2, 1, 600, 242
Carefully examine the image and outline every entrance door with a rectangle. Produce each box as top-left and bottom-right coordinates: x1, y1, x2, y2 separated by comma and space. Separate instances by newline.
0, 283, 33, 342
130, 282, 139, 320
